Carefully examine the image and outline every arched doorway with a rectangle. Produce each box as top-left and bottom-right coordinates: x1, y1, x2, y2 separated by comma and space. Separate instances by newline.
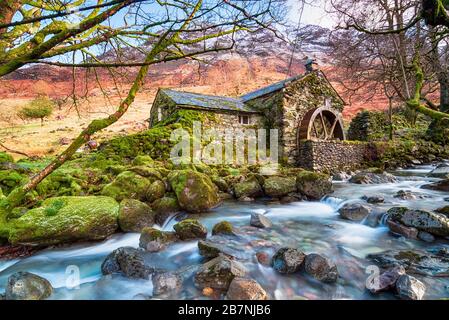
297, 106, 345, 142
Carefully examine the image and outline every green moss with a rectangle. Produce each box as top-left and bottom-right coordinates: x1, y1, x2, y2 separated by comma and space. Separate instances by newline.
43, 198, 66, 217
101, 171, 152, 202
132, 155, 154, 166
212, 221, 234, 236
0, 170, 27, 194
0, 152, 14, 163
173, 219, 207, 240
296, 170, 328, 182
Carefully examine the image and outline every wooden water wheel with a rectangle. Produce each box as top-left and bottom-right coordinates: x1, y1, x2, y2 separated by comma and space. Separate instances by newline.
298, 106, 345, 141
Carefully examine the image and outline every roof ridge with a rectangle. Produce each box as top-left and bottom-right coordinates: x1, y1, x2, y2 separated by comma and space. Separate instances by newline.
160, 88, 241, 101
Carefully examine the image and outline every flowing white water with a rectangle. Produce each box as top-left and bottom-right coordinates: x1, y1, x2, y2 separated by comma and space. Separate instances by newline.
1, 164, 449, 300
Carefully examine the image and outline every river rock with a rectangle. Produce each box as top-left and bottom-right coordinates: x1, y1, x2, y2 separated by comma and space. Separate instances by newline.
194, 255, 247, 290
303, 253, 338, 283
418, 231, 435, 242
428, 163, 449, 178
198, 236, 249, 260
152, 272, 183, 296
271, 248, 306, 274
234, 176, 263, 199
139, 227, 177, 252
362, 194, 384, 204
387, 220, 419, 239
394, 190, 416, 200
395, 275, 426, 300
101, 247, 152, 279
7, 196, 119, 246
146, 180, 166, 203
263, 176, 297, 198
436, 206, 449, 217
367, 266, 406, 294
422, 179, 449, 192
338, 203, 371, 221
387, 207, 449, 237
349, 171, 398, 184
296, 171, 333, 200
250, 213, 272, 228
333, 172, 352, 181
173, 219, 207, 240
152, 196, 180, 225
118, 199, 155, 233
168, 170, 220, 213
226, 278, 268, 300
5, 272, 53, 300
101, 171, 152, 201
212, 221, 235, 236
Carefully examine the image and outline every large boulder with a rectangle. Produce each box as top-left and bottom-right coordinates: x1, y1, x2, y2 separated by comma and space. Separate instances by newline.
226, 278, 268, 300
194, 255, 247, 290
233, 176, 263, 199
387, 207, 449, 237
271, 248, 306, 274
152, 196, 180, 225
5, 272, 53, 300
173, 219, 207, 240
8, 196, 119, 246
296, 171, 333, 200
263, 176, 297, 198
101, 247, 152, 279
101, 171, 152, 201
338, 203, 371, 221
139, 227, 177, 252
118, 199, 155, 233
146, 180, 166, 203
303, 253, 338, 283
428, 163, 449, 178
422, 179, 449, 192
395, 275, 426, 300
168, 170, 220, 213
349, 171, 398, 184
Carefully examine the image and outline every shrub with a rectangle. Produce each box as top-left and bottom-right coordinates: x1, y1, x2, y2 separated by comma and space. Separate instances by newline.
18, 96, 54, 126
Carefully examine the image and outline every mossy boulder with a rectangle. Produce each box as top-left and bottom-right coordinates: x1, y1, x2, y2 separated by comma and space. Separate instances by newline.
0, 170, 27, 194
152, 196, 181, 225
129, 166, 163, 180
132, 155, 154, 166
233, 176, 263, 199
263, 176, 297, 198
168, 170, 219, 213
296, 171, 333, 200
118, 199, 155, 233
211, 176, 230, 193
7, 196, 119, 246
388, 207, 449, 237
139, 227, 177, 252
146, 180, 166, 203
212, 221, 235, 236
173, 219, 207, 240
0, 152, 14, 163
101, 171, 152, 202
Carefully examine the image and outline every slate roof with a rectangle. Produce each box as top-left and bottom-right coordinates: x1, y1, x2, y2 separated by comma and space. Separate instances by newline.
159, 88, 259, 113
240, 74, 304, 102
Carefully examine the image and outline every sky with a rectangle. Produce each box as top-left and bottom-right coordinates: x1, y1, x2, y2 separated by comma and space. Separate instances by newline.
287, 0, 336, 29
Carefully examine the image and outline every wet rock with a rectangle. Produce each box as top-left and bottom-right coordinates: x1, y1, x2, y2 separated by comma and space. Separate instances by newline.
139, 227, 177, 252
394, 190, 416, 200
152, 196, 180, 226
367, 248, 449, 277
271, 248, 306, 274
367, 266, 405, 294
198, 237, 248, 260
146, 180, 166, 203
361, 194, 384, 204
296, 171, 333, 200
234, 176, 263, 199
436, 206, 449, 217
168, 170, 220, 213
238, 196, 255, 202
212, 221, 235, 236
387, 220, 418, 239
226, 278, 268, 300
152, 272, 183, 296
101, 247, 152, 279
250, 213, 272, 228
118, 199, 155, 233
418, 231, 435, 243
428, 163, 449, 178
395, 275, 426, 300
263, 176, 297, 198
349, 171, 398, 184
422, 179, 449, 192
411, 159, 422, 165
5, 272, 53, 300
211, 176, 230, 193
256, 252, 271, 266
194, 255, 247, 290
444, 197, 449, 202
387, 207, 449, 237
303, 253, 338, 283
338, 203, 371, 221
333, 172, 352, 181
173, 219, 207, 240
101, 171, 152, 202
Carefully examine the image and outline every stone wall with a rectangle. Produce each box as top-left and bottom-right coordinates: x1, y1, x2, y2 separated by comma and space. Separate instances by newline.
298, 140, 367, 173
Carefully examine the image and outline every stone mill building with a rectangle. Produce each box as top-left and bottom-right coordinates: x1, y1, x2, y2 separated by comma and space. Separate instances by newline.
149, 69, 366, 172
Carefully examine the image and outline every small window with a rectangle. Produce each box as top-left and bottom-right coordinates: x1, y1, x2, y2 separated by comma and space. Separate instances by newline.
239, 115, 250, 125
